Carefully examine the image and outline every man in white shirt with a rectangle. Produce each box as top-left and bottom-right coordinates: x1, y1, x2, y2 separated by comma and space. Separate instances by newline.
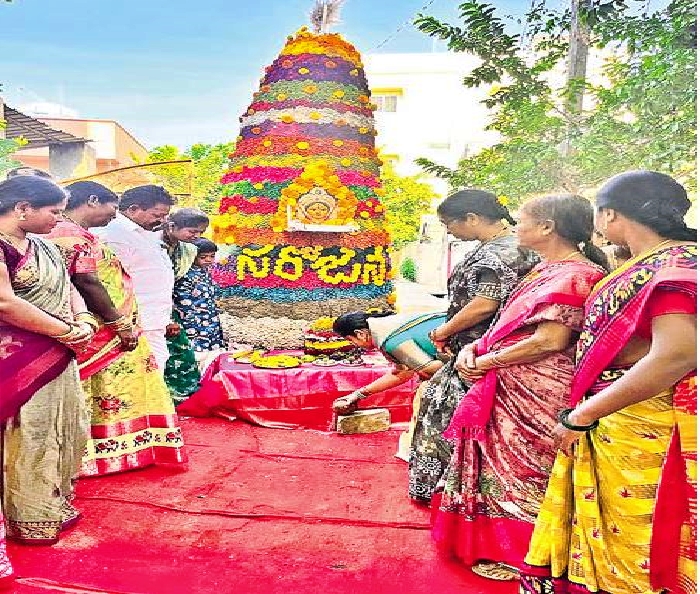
92, 185, 175, 371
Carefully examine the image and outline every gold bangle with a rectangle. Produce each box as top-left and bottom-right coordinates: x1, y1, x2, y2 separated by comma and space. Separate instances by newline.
104, 315, 126, 327
75, 312, 100, 331
51, 326, 74, 339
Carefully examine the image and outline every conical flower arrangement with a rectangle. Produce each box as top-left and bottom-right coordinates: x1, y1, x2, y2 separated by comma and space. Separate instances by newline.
211, 26, 395, 321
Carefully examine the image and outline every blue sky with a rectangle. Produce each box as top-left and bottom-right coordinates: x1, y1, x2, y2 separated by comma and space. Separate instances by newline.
1, 0, 540, 149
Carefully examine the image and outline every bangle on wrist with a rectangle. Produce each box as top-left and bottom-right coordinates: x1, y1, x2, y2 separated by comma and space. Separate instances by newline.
74, 312, 100, 331
50, 322, 75, 339
557, 408, 599, 432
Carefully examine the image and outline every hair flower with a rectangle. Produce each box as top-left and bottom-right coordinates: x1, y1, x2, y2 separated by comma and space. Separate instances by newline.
496, 195, 509, 206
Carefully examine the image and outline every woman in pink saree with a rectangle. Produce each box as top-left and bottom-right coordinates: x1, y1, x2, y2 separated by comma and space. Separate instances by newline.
431, 195, 609, 580
0, 176, 95, 584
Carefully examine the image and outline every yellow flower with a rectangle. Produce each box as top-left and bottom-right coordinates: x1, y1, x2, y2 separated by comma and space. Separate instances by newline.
496, 195, 509, 206
277, 93, 288, 101
358, 127, 369, 134
349, 69, 359, 77
340, 158, 353, 167
360, 211, 370, 219
298, 67, 310, 74
262, 140, 272, 147
303, 84, 318, 94
281, 114, 295, 123
333, 90, 345, 99
253, 183, 264, 190
297, 141, 309, 149
332, 140, 344, 147
310, 112, 322, 120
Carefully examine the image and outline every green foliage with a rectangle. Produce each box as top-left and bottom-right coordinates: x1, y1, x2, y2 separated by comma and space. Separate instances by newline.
147, 142, 235, 212
0, 120, 23, 176
399, 257, 418, 282
415, 0, 697, 200
380, 163, 436, 248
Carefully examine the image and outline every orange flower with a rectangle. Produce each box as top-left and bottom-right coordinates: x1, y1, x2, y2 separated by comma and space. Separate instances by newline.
387, 293, 397, 305
303, 84, 318, 94
249, 197, 259, 204
247, 108, 256, 115
359, 147, 370, 156
359, 95, 369, 103
251, 127, 262, 135
325, 60, 337, 68
282, 59, 293, 68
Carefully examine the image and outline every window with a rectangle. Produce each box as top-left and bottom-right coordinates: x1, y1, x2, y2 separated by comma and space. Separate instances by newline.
375, 95, 398, 112
371, 88, 403, 113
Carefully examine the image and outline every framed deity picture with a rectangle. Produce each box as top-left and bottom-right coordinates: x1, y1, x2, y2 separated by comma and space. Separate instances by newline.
286, 186, 358, 233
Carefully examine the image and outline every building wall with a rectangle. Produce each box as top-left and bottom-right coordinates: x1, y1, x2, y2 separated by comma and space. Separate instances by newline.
364, 52, 500, 196
14, 118, 148, 176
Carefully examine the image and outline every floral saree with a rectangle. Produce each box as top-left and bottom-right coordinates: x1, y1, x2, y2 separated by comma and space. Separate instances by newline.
0, 236, 88, 543
408, 235, 538, 502
165, 241, 201, 404
432, 260, 606, 568
521, 244, 697, 594
46, 221, 186, 476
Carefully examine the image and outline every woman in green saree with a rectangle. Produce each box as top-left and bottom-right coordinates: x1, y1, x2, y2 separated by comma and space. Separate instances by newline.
161, 208, 210, 404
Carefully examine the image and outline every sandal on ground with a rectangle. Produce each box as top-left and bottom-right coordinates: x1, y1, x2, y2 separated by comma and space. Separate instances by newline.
471, 561, 520, 581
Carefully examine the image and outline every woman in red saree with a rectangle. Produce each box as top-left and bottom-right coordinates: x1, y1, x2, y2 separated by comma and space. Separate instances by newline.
431, 194, 609, 580
0, 176, 95, 577
521, 171, 697, 594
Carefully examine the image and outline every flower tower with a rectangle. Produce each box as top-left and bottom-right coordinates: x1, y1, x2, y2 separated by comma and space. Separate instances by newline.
211, 10, 395, 322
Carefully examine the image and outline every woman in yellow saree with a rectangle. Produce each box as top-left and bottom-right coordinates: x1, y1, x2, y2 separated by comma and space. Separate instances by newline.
46, 181, 186, 476
521, 171, 697, 594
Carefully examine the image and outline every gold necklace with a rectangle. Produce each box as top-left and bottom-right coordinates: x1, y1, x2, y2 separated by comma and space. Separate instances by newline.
560, 250, 580, 261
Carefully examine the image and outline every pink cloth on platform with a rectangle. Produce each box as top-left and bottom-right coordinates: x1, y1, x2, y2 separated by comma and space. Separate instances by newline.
177, 351, 416, 430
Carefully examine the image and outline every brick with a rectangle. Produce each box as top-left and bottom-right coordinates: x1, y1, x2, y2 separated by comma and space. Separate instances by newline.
336, 408, 391, 434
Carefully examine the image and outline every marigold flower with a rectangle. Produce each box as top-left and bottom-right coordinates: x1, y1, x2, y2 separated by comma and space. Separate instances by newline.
332, 140, 344, 147
303, 85, 318, 94
296, 141, 310, 150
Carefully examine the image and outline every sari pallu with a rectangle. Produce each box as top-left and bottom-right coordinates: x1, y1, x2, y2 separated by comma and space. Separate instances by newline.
433, 260, 606, 568
521, 244, 697, 594
0, 239, 73, 422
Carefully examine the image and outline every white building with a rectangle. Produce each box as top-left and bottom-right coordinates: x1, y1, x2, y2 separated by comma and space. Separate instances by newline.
364, 52, 499, 195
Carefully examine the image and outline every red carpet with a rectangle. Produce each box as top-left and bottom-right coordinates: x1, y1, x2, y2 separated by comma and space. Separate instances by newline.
7, 418, 518, 594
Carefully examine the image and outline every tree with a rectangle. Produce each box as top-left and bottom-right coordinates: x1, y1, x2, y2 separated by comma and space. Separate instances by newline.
380, 163, 437, 249
414, 0, 697, 203
146, 142, 235, 212
0, 120, 23, 176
